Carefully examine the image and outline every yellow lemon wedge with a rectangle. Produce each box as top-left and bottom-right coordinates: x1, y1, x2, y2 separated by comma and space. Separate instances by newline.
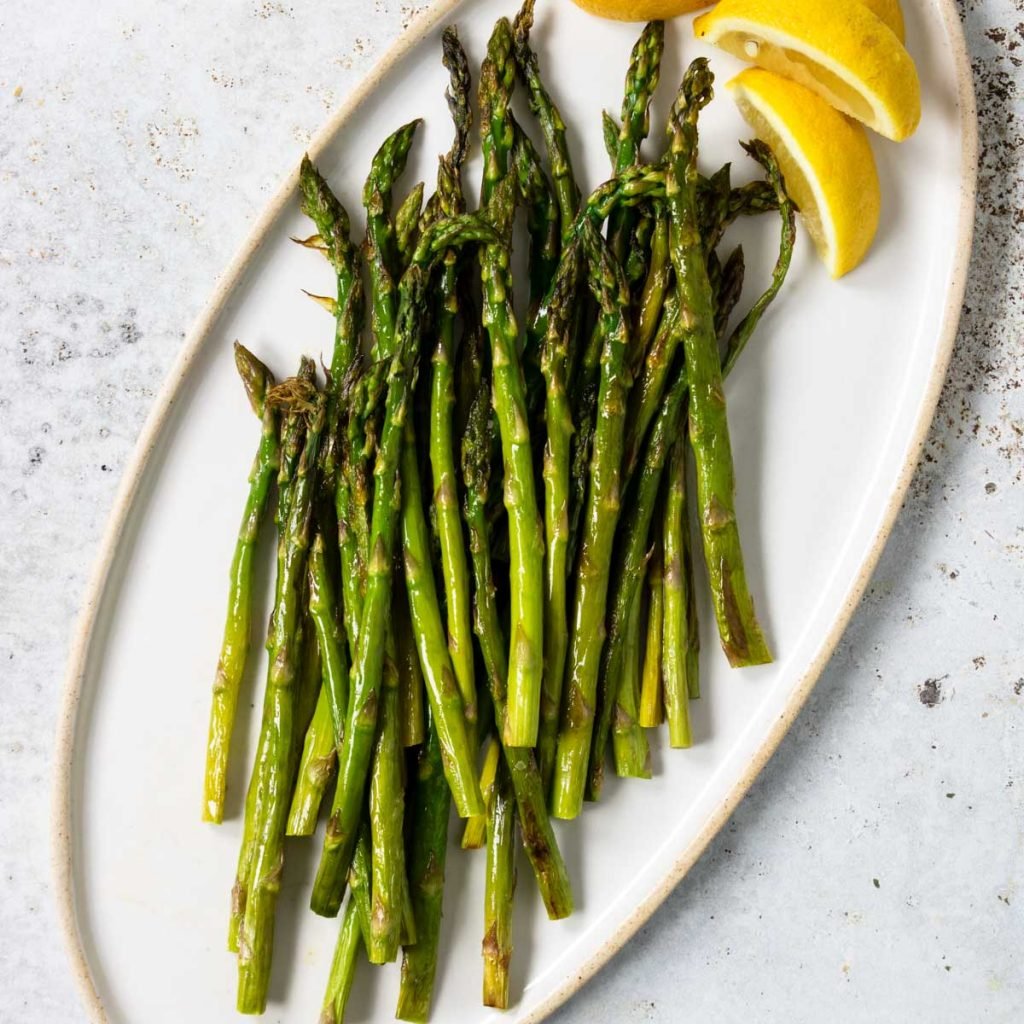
728, 68, 881, 277
569, 0, 712, 20
695, 0, 920, 141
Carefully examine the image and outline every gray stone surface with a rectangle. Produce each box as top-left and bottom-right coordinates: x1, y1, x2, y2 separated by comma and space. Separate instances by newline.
0, 1, 1020, 1020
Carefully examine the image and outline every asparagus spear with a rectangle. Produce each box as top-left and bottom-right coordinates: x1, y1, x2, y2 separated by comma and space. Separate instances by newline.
396, 582, 426, 747
229, 357, 314, 954
607, 21, 665, 263
677, 142, 793, 704
237, 388, 325, 1014
612, 587, 650, 778
290, 162, 367, 840
429, 27, 478, 752
297, 156, 362, 384
349, 823, 374, 944
395, 181, 426, 268
368, 631, 405, 963
297, 159, 367, 671
551, 221, 634, 820
638, 542, 665, 728
463, 387, 573, 920
667, 60, 771, 668
662, 430, 694, 747
399, 414, 484, 820
537, 240, 581, 791
632, 207, 670, 374
622, 292, 680, 484
715, 244, 745, 342
681, 440, 702, 704
462, 735, 500, 850
513, 0, 580, 236
479, 20, 545, 748
319, 897, 362, 1024
512, 125, 560, 366
203, 344, 278, 824
322, 831, 374, 1024
365, 120, 421, 360
722, 140, 797, 376
624, 204, 656, 295
311, 214, 497, 918
483, 757, 516, 1009
291, 596, 324, 788
287, 532, 350, 835
396, 715, 451, 1024
602, 109, 619, 166
587, 362, 689, 800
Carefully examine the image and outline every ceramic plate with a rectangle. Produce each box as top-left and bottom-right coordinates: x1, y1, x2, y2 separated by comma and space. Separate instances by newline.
54, 1, 976, 1021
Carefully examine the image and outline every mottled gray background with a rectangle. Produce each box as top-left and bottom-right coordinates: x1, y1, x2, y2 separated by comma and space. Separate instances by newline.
1, 0, 1021, 1020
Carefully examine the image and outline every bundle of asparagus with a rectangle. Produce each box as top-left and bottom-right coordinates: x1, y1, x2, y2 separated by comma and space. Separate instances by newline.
201, 3, 796, 1019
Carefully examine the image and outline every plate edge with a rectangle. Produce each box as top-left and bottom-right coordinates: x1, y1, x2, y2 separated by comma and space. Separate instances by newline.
49, 1, 979, 1020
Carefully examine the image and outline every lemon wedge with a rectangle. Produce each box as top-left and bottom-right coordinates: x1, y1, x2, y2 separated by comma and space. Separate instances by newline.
569, 0, 712, 19
728, 68, 881, 277
695, 0, 920, 141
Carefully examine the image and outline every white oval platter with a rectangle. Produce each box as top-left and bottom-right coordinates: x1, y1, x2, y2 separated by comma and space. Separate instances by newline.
53, 1, 976, 1021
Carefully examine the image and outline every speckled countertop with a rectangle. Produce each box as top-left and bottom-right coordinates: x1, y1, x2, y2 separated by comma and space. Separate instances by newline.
1, 0, 1021, 1020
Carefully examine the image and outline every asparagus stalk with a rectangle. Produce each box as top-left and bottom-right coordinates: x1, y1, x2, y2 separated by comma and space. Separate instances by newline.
479, 20, 545, 748
429, 27, 478, 751
662, 431, 694, 747
666, 60, 771, 668
291, 601, 324, 786
587, 366, 690, 800
463, 387, 573, 920
319, 897, 362, 1024
537, 240, 581, 791
680, 142, 793, 703
714, 244, 745, 342
298, 158, 367, 670
311, 215, 497, 918
638, 542, 665, 728
512, 126, 560, 364
365, 120, 421, 360
607, 21, 665, 263
349, 823, 374, 944
400, 414, 484, 819
612, 588, 650, 778
632, 207, 670, 374
622, 291, 681, 485
335, 365, 369, 662
681, 445, 701, 704
462, 736, 500, 850
396, 716, 451, 1024
602, 109, 619, 165
396, 583, 426, 747
722, 140, 797, 376
551, 222, 634, 820
624, 205, 655, 295
297, 156, 361, 385
229, 360, 313, 954
395, 181, 426, 268
237, 389, 325, 1014
513, 0, 580, 236
203, 344, 278, 824
482, 757, 516, 1009
287, 533, 350, 835
368, 633, 405, 963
